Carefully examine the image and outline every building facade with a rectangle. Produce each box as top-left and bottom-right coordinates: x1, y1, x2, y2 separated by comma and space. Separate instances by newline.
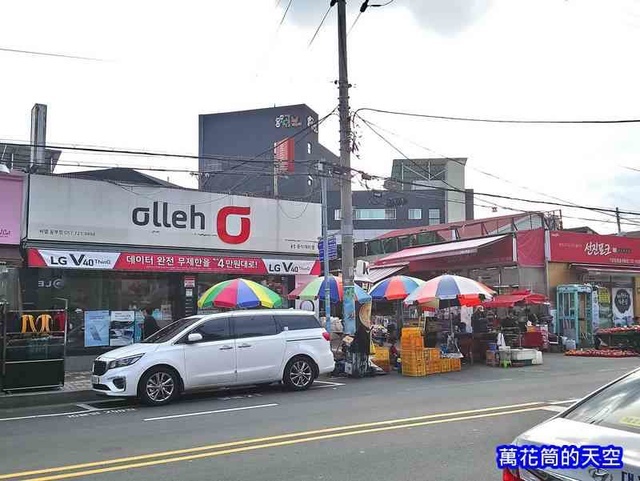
21, 174, 321, 356
198, 104, 338, 202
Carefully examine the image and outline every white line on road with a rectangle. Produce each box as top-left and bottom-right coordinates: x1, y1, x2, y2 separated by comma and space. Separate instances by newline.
548, 398, 580, 405
0, 407, 111, 422
143, 403, 279, 422
76, 403, 99, 412
314, 380, 346, 386
540, 405, 567, 413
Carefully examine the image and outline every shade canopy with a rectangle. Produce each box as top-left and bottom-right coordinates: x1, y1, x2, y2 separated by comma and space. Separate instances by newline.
288, 275, 372, 304
404, 274, 495, 307
198, 278, 283, 309
369, 276, 426, 301
482, 289, 547, 308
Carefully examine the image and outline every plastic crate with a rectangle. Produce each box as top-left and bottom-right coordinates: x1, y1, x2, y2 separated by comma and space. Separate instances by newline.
451, 358, 461, 371
401, 351, 426, 362
373, 346, 390, 361
401, 337, 424, 349
402, 327, 423, 337
402, 366, 427, 377
424, 348, 440, 362
426, 361, 441, 374
440, 358, 451, 373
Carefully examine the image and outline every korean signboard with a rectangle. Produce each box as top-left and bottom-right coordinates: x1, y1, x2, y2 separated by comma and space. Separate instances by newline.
548, 231, 640, 267
27, 175, 320, 254
27, 249, 321, 276
0, 173, 23, 245
274, 138, 295, 174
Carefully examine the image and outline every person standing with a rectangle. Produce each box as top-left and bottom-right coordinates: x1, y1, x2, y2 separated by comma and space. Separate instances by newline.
143, 308, 159, 339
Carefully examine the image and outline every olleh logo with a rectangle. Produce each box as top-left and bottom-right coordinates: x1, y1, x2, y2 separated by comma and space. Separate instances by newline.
131, 202, 251, 245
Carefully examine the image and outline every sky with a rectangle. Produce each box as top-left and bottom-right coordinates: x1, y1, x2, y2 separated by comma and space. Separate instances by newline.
1, 0, 640, 234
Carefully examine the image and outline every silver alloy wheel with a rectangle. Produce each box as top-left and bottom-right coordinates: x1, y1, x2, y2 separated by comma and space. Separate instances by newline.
289, 360, 313, 388
145, 371, 175, 402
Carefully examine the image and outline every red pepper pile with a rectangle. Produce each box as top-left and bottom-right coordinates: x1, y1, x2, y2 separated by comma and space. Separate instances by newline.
565, 349, 638, 358
597, 325, 640, 335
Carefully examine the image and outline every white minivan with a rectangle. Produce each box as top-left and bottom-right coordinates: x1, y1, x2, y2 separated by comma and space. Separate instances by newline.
92, 310, 335, 406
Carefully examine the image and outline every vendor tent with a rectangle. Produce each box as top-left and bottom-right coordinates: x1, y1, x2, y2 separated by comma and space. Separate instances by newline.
482, 289, 547, 308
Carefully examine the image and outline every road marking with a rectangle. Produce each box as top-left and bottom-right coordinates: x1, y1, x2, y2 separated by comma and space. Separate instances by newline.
548, 398, 580, 405
75, 404, 98, 412
143, 403, 279, 422
0, 399, 554, 480
314, 380, 346, 386
540, 405, 566, 413
1, 406, 547, 481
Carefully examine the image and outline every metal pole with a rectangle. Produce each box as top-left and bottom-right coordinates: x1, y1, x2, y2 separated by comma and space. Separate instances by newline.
616, 207, 622, 234
319, 162, 332, 332
337, 0, 356, 339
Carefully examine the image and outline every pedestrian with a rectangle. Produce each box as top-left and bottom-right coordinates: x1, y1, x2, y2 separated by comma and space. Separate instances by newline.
143, 308, 160, 339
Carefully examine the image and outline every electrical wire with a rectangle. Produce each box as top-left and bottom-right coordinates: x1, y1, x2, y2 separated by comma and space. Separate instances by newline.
354, 113, 640, 228
278, 0, 295, 28
0, 47, 104, 62
308, 3, 334, 48
347, 11, 363, 36
355, 107, 640, 125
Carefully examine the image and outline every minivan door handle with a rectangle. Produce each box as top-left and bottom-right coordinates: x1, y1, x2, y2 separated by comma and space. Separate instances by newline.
219, 345, 234, 350
238, 343, 252, 348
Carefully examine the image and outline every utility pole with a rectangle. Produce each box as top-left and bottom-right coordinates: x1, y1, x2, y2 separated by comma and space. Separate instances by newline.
336, 0, 361, 375
318, 161, 332, 331
616, 207, 622, 234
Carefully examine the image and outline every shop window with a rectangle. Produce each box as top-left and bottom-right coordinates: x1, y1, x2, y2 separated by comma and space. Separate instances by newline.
233, 314, 278, 338
193, 317, 231, 342
307, 142, 313, 154
408, 208, 422, 220
334, 209, 341, 221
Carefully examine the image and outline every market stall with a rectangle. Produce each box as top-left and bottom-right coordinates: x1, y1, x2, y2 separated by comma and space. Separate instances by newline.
399, 274, 495, 376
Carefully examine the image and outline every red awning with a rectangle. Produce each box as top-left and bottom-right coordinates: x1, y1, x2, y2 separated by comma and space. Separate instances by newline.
483, 290, 547, 308
374, 235, 508, 267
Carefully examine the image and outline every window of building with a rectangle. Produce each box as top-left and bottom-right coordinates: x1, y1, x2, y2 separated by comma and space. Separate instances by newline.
354, 209, 396, 221
307, 142, 313, 155
334, 209, 341, 221
428, 209, 441, 225
408, 208, 422, 220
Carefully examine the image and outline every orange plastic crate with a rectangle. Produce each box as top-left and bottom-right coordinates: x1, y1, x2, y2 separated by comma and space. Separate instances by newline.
424, 348, 440, 362
426, 361, 441, 374
451, 358, 461, 371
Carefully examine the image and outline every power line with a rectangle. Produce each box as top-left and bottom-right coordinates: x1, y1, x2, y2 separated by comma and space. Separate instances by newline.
278, 0, 295, 28
0, 47, 104, 62
347, 11, 363, 36
308, 4, 334, 48
354, 113, 640, 228
355, 107, 640, 125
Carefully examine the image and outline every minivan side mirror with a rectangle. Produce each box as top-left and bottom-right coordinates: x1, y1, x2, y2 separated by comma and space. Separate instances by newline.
187, 332, 203, 343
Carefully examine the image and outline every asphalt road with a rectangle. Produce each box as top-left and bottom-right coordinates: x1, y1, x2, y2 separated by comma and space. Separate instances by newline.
0, 354, 637, 481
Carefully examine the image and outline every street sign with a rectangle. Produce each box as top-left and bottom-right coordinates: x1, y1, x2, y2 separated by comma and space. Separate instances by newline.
318, 235, 337, 261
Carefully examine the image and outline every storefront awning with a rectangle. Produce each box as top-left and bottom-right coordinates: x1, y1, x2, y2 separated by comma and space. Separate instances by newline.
483, 290, 547, 308
374, 235, 508, 267
368, 265, 406, 284
571, 264, 640, 277
0, 246, 22, 266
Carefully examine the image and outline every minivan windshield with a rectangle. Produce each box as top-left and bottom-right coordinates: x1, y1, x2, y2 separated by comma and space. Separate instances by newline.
141, 316, 204, 344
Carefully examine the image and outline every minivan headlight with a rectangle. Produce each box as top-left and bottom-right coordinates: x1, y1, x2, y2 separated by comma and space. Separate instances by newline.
108, 354, 144, 370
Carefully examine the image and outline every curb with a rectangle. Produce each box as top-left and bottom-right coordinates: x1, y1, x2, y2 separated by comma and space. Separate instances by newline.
0, 389, 98, 410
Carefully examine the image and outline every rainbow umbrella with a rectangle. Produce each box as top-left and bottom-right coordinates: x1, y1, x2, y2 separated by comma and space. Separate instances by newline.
369, 276, 426, 301
288, 275, 372, 304
198, 278, 282, 309
404, 274, 495, 308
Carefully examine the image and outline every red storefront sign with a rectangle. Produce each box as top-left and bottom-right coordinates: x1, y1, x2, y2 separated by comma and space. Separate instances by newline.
548, 231, 640, 266
27, 249, 320, 275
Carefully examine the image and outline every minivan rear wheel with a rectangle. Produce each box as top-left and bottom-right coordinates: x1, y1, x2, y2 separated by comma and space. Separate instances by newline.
283, 356, 315, 391
139, 367, 179, 406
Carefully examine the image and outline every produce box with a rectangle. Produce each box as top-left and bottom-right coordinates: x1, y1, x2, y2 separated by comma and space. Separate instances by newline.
451, 358, 461, 371
373, 346, 390, 361
510, 348, 536, 361
426, 360, 441, 374
424, 348, 440, 362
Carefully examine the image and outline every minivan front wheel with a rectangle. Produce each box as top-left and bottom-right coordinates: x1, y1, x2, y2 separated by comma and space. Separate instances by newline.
284, 356, 315, 391
139, 367, 179, 406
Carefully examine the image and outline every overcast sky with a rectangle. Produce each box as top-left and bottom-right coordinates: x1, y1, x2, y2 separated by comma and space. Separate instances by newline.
2, 0, 640, 234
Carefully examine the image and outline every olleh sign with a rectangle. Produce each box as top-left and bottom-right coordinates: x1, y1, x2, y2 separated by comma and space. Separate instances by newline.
27, 175, 320, 254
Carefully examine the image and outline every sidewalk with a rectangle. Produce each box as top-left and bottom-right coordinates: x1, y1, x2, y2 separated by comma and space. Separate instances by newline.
0, 371, 95, 410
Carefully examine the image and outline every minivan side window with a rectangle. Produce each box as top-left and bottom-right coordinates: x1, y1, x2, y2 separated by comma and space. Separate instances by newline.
233, 315, 278, 338
192, 317, 231, 342
278, 314, 321, 331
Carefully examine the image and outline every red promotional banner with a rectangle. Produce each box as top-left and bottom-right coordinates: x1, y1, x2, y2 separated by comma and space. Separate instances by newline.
27, 249, 321, 276
548, 231, 640, 266
273, 138, 295, 174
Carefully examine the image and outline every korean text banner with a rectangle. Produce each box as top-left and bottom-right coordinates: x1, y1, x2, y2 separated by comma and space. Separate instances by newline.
27, 175, 320, 254
548, 230, 640, 266
0, 174, 24, 245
